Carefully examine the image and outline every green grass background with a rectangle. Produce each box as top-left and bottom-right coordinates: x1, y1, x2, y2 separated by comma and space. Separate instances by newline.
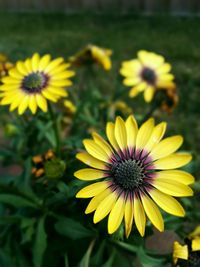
0, 12, 199, 175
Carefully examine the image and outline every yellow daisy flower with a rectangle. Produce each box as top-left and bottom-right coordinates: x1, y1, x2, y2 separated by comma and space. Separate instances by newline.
0, 53, 75, 115
120, 50, 176, 102
69, 44, 112, 71
74, 115, 194, 238
173, 226, 200, 266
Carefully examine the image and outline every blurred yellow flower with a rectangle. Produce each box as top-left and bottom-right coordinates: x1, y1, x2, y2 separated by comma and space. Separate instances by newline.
0, 53, 75, 115
120, 50, 176, 102
0, 53, 14, 79
64, 100, 77, 114
173, 226, 200, 266
69, 44, 112, 70
111, 100, 132, 115
75, 115, 194, 238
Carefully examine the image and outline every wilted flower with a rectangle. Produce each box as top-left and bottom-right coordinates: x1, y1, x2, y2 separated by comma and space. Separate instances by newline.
69, 44, 112, 70
173, 226, 200, 267
160, 88, 179, 113
32, 150, 55, 178
75, 115, 194, 237
120, 50, 176, 102
0, 53, 75, 114
0, 53, 13, 80
110, 100, 132, 116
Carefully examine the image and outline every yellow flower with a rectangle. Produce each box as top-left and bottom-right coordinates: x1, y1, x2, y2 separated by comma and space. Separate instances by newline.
74, 115, 194, 238
120, 50, 176, 102
64, 100, 77, 114
0, 53, 75, 115
69, 44, 112, 70
173, 226, 200, 266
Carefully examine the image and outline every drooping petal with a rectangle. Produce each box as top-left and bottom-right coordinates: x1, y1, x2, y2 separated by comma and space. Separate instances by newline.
154, 153, 192, 170
124, 197, 134, 238
76, 152, 107, 170
76, 181, 109, 198
141, 194, 164, 232
149, 189, 185, 217
133, 196, 146, 236
108, 195, 125, 234
74, 168, 107, 181
36, 94, 47, 112
151, 135, 183, 160
144, 86, 155, 103
173, 242, 188, 263
29, 94, 37, 114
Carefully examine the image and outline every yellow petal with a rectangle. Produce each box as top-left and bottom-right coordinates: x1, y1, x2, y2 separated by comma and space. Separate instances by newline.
124, 198, 134, 238
157, 63, 171, 74
42, 89, 58, 102
149, 189, 185, 217
156, 170, 195, 185
123, 77, 141, 86
129, 82, 146, 98
141, 194, 164, 232
108, 195, 125, 234
136, 118, 154, 150
76, 181, 109, 198
129, 87, 140, 98
50, 80, 72, 87
29, 94, 37, 114
94, 192, 118, 223
76, 152, 106, 170
192, 237, 200, 251
38, 54, 51, 71
24, 58, 33, 73
153, 179, 193, 197
74, 168, 107, 181
31, 53, 40, 72
9, 68, 23, 79
145, 122, 167, 152
159, 73, 174, 82
85, 188, 111, 214
51, 70, 75, 80
106, 122, 119, 151
18, 95, 29, 115
83, 139, 110, 163
125, 115, 138, 150
36, 94, 47, 112
48, 63, 71, 75
114, 116, 127, 151
16, 61, 29, 75
2, 77, 21, 85
92, 132, 113, 158
47, 87, 67, 97
173, 242, 188, 264
151, 135, 183, 160
45, 57, 64, 73
154, 153, 192, 170
134, 196, 146, 236
144, 86, 155, 103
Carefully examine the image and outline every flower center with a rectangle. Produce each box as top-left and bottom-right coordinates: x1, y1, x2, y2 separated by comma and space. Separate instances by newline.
141, 67, 156, 84
112, 159, 145, 190
22, 72, 48, 93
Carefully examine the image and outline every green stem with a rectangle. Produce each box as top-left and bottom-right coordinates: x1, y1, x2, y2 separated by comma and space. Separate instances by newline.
48, 103, 61, 157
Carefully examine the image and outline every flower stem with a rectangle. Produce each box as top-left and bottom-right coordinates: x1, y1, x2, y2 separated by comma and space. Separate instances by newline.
48, 103, 61, 157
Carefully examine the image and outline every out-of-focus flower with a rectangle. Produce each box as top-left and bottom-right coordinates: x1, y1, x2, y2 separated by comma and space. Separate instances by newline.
110, 100, 132, 116
120, 50, 176, 102
69, 44, 112, 70
0, 53, 75, 115
0, 53, 14, 80
44, 158, 66, 180
173, 226, 200, 266
74, 115, 194, 238
160, 88, 179, 113
64, 100, 77, 115
32, 149, 55, 178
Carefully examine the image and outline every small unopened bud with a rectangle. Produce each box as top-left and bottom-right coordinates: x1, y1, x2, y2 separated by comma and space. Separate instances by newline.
44, 159, 66, 180
4, 124, 19, 137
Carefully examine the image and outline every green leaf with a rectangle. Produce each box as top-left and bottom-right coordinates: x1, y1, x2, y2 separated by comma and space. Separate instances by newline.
138, 247, 164, 267
78, 239, 95, 267
0, 250, 14, 267
33, 216, 47, 267
55, 217, 94, 240
0, 194, 37, 208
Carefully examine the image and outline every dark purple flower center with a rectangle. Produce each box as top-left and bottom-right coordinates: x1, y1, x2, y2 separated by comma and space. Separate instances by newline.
141, 67, 156, 85
22, 72, 48, 94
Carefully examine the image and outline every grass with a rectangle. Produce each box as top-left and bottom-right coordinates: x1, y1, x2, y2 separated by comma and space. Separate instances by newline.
0, 12, 200, 176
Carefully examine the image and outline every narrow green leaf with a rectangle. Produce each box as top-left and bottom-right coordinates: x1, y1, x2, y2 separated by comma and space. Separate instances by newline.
0, 194, 37, 208
33, 216, 47, 267
78, 239, 95, 267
